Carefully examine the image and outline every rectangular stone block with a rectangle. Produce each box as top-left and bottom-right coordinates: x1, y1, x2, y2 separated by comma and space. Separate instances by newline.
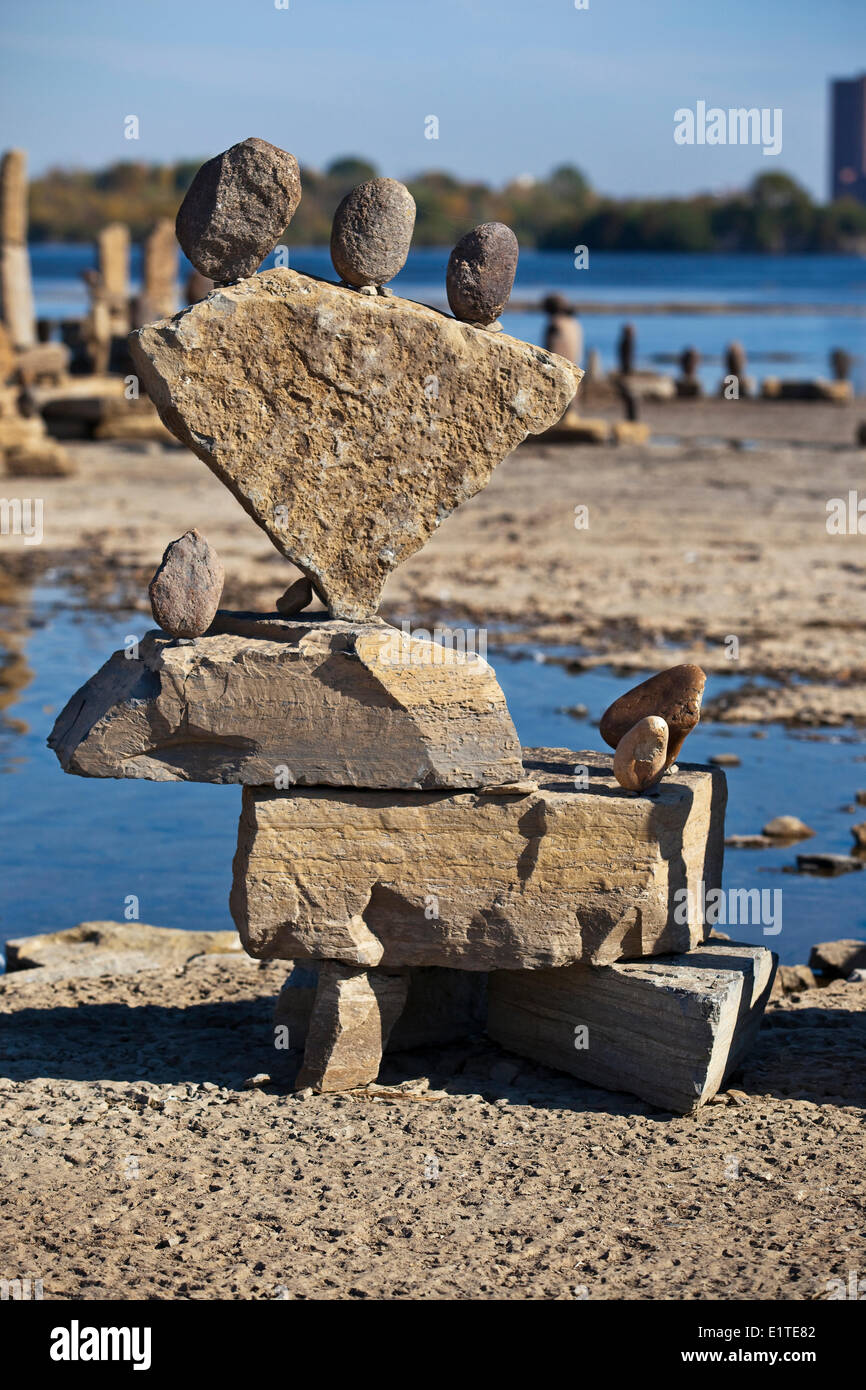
487, 940, 776, 1112
231, 747, 726, 971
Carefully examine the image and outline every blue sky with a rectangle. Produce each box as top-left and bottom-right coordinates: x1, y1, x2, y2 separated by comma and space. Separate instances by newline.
0, 0, 862, 198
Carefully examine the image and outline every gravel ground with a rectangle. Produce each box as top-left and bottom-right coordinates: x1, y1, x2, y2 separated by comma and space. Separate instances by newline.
0, 956, 863, 1301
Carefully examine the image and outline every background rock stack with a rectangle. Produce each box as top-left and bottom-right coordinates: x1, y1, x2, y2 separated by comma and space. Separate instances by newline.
49, 137, 775, 1113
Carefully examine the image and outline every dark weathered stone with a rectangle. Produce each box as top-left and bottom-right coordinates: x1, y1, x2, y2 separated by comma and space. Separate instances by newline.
330, 178, 415, 287
600, 664, 706, 767
446, 222, 519, 325
148, 529, 224, 638
175, 138, 301, 283
276, 576, 313, 615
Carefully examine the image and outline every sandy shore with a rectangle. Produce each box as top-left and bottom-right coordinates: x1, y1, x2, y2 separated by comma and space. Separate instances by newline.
0, 956, 863, 1301
2, 397, 864, 725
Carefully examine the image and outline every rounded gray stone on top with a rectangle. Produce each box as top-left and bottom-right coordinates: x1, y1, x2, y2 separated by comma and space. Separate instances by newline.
175, 137, 302, 285
446, 222, 519, 326
149, 529, 225, 638
330, 178, 416, 288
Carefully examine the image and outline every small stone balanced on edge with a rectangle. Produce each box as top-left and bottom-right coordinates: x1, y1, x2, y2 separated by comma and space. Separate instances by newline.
48, 138, 775, 1114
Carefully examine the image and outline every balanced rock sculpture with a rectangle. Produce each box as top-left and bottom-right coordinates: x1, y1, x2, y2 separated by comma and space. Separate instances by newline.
49, 140, 775, 1110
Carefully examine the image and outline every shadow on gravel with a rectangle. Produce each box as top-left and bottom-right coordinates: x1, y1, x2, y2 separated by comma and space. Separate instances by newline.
1, 997, 863, 1113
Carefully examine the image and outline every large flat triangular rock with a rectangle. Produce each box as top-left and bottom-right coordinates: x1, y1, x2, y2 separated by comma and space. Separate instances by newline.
130, 269, 581, 620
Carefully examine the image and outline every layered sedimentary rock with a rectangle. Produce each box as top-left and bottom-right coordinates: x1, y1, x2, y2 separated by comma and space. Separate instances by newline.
231, 748, 726, 971
487, 940, 776, 1113
47, 613, 523, 789
130, 268, 581, 620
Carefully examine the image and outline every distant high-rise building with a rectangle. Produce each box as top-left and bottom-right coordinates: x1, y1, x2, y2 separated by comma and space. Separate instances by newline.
830, 74, 866, 203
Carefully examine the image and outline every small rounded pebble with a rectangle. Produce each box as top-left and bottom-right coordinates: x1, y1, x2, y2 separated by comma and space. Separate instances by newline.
330, 178, 416, 288
762, 815, 814, 840
613, 715, 669, 792
176, 137, 301, 284
446, 222, 519, 325
149, 529, 224, 638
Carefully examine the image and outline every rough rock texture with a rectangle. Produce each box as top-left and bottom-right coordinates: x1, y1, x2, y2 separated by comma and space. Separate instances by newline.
47, 613, 523, 789
808, 939, 866, 979
231, 747, 726, 971
4, 921, 242, 976
130, 268, 581, 620
330, 178, 416, 287
612, 715, 668, 791
148, 529, 225, 638
175, 138, 301, 283
274, 962, 487, 1053
446, 223, 519, 325
295, 963, 409, 1092
600, 664, 706, 766
487, 941, 777, 1114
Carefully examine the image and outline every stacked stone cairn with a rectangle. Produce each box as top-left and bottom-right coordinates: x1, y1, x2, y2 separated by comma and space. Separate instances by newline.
49, 138, 776, 1113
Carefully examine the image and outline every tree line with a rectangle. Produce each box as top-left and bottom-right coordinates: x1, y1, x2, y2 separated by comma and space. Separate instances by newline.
28, 156, 866, 253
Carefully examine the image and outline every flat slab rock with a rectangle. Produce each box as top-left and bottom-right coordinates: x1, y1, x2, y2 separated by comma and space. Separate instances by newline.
487, 940, 777, 1113
231, 747, 727, 971
47, 612, 523, 790
130, 269, 581, 620
4, 921, 243, 976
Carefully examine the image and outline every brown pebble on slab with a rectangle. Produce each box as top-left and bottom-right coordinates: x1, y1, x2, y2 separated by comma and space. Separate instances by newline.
613, 715, 669, 792
148, 529, 224, 638
175, 137, 301, 284
275, 576, 313, 616
330, 178, 416, 288
600, 664, 706, 767
446, 222, 519, 325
